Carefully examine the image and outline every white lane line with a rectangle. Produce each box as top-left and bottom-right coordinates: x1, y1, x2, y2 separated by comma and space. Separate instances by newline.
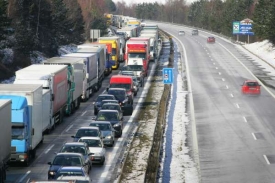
213, 62, 216, 65
230, 94, 234, 97
18, 170, 31, 183
81, 111, 87, 116
66, 125, 73, 132
243, 116, 247, 123
44, 144, 55, 154
235, 103, 240, 108
225, 85, 229, 89
263, 155, 271, 165
222, 78, 225, 81
218, 72, 221, 75
252, 133, 257, 140
215, 67, 218, 69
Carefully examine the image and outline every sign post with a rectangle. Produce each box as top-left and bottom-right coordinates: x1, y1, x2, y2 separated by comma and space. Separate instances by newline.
163, 68, 173, 84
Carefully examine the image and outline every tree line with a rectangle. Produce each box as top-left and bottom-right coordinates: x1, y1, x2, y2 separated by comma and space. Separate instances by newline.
115, 0, 274, 44
0, 0, 115, 81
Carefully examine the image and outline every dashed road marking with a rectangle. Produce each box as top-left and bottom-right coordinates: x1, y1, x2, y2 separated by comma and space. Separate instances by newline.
18, 170, 31, 183
66, 125, 73, 132
243, 116, 247, 123
81, 111, 87, 116
252, 133, 257, 140
230, 94, 234, 97
263, 155, 271, 165
44, 144, 55, 154
235, 103, 240, 108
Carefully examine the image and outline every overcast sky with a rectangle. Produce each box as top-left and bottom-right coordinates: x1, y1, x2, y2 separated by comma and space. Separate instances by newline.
113, 0, 197, 6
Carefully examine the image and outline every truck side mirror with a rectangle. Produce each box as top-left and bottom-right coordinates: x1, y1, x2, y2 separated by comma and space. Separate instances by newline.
51, 94, 55, 101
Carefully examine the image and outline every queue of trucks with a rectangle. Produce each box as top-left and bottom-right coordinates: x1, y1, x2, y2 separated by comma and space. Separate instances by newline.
0, 13, 159, 182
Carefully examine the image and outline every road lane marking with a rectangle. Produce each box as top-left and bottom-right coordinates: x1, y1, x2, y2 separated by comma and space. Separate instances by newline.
230, 94, 234, 97
18, 170, 31, 183
243, 116, 247, 123
81, 111, 87, 116
218, 72, 221, 75
235, 103, 240, 108
252, 133, 257, 140
263, 155, 270, 165
213, 62, 216, 65
65, 125, 73, 132
215, 67, 218, 69
44, 144, 55, 154
226, 85, 229, 89
222, 78, 225, 81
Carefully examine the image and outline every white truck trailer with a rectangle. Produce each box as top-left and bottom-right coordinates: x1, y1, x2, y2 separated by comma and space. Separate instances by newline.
62, 53, 99, 101
43, 57, 85, 114
14, 64, 69, 129
0, 99, 11, 182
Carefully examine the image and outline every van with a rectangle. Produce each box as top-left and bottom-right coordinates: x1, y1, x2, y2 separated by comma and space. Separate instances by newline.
109, 75, 134, 101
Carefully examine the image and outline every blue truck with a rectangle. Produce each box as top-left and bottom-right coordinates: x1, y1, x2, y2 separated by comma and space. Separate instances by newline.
0, 84, 44, 166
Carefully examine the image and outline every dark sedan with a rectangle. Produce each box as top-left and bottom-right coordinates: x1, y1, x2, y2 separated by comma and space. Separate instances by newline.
94, 94, 116, 115
95, 110, 123, 137
47, 153, 89, 180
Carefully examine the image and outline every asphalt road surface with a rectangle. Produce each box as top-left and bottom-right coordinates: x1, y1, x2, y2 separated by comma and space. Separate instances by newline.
157, 22, 275, 182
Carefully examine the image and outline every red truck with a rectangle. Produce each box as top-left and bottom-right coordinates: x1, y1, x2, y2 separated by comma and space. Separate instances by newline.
125, 38, 150, 76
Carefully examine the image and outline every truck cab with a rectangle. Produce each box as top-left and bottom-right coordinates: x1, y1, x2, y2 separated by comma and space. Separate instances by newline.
109, 75, 134, 102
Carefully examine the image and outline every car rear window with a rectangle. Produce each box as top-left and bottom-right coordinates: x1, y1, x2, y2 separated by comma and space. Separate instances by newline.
246, 82, 258, 86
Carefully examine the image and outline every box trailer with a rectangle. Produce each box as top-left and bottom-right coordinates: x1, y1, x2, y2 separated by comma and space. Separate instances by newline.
0, 84, 43, 166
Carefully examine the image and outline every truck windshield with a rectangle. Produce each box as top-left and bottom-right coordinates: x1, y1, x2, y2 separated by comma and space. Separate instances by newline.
127, 65, 143, 71
129, 53, 146, 59
110, 84, 131, 90
12, 127, 25, 140
150, 46, 154, 51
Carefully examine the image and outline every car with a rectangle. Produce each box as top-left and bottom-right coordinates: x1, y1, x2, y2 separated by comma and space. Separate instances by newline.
120, 65, 145, 87
89, 121, 116, 147
47, 153, 89, 180
241, 80, 261, 95
71, 126, 102, 142
207, 36, 215, 43
192, 29, 199, 35
94, 94, 116, 115
101, 103, 123, 120
178, 30, 185, 35
119, 71, 140, 95
78, 137, 106, 165
59, 142, 93, 171
54, 166, 90, 181
95, 110, 123, 137
107, 88, 133, 115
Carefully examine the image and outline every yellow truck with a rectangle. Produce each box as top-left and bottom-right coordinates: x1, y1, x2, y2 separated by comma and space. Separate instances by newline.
98, 37, 120, 69
104, 13, 113, 26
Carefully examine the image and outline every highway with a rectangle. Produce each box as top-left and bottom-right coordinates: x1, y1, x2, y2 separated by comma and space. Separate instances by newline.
157, 22, 275, 182
6, 57, 158, 183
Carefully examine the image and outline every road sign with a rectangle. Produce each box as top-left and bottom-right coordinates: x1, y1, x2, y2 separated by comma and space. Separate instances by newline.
163, 68, 173, 84
233, 21, 254, 35
233, 21, 240, 34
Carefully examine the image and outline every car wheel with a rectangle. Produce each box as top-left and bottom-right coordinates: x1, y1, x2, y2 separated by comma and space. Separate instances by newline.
100, 157, 105, 165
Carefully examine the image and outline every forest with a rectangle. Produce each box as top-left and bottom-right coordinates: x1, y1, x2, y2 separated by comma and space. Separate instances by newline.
0, 0, 274, 81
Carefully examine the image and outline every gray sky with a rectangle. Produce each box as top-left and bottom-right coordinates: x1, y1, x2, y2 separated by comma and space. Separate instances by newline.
113, 0, 196, 6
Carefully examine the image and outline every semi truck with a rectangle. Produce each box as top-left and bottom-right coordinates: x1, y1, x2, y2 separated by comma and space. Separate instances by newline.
139, 34, 158, 61
43, 57, 84, 114
62, 53, 99, 101
0, 99, 11, 182
98, 37, 121, 69
77, 43, 114, 75
125, 40, 150, 77
14, 64, 69, 129
0, 84, 44, 166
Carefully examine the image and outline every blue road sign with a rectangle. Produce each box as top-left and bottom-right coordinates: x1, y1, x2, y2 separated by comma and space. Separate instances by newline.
163, 68, 173, 84
233, 21, 254, 35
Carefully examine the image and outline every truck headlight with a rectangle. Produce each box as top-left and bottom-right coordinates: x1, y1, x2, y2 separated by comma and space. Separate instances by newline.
114, 123, 120, 127
19, 155, 26, 159
49, 171, 56, 175
106, 135, 112, 139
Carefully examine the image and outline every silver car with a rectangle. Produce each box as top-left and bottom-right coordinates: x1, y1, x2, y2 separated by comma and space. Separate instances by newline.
89, 121, 116, 147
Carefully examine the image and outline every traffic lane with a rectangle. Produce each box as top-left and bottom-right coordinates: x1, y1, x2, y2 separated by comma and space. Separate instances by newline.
177, 30, 275, 181
6, 68, 121, 182
7, 61, 155, 183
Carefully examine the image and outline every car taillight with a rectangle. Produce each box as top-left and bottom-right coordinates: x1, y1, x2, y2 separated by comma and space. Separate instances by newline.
90, 156, 94, 161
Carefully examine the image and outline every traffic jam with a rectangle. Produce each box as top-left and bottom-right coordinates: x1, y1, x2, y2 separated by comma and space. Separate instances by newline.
2, 14, 162, 183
